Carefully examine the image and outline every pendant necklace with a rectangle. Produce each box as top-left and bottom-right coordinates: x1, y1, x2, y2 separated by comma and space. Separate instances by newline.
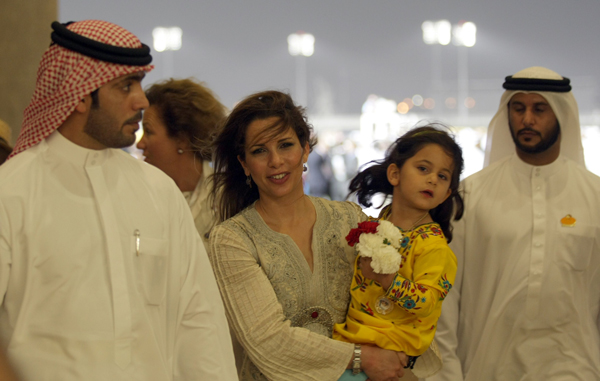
408, 211, 430, 231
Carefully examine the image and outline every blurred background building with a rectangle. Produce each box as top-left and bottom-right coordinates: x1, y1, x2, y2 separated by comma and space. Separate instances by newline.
2, 0, 599, 193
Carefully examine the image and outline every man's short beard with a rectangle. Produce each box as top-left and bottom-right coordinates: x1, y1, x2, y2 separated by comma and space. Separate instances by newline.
509, 120, 561, 154
84, 101, 139, 149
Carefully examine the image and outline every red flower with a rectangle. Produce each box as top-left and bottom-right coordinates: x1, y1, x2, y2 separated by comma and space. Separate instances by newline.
358, 221, 380, 233
345, 221, 380, 246
345, 229, 362, 247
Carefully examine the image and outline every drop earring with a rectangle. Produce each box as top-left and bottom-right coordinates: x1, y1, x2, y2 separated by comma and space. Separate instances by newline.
303, 163, 308, 172
246, 175, 252, 188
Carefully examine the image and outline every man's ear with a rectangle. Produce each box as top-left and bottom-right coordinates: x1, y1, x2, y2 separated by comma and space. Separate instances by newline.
387, 163, 400, 186
75, 94, 92, 114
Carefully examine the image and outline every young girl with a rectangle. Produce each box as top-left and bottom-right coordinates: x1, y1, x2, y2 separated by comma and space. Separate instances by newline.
333, 125, 464, 380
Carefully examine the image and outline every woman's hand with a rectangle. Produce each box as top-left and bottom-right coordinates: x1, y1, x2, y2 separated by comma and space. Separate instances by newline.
397, 351, 408, 368
359, 257, 396, 291
361, 345, 406, 381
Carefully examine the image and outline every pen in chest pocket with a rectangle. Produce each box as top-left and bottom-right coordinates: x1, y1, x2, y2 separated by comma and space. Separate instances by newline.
134, 229, 140, 256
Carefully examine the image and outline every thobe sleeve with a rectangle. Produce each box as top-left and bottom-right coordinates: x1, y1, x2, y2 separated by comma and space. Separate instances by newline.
384, 241, 457, 318
426, 203, 466, 380
209, 223, 354, 381
0, 201, 10, 304
171, 195, 238, 381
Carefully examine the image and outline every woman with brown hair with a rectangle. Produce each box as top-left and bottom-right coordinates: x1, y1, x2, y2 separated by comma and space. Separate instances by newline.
137, 78, 227, 245
209, 90, 409, 381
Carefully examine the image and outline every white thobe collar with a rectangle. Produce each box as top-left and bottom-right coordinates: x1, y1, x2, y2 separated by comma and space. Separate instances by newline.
45, 130, 111, 167
510, 152, 565, 179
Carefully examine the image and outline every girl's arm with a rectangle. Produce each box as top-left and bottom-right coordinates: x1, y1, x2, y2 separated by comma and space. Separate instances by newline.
359, 242, 457, 319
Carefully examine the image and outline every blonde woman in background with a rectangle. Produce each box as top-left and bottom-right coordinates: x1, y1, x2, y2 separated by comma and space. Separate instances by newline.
137, 78, 227, 246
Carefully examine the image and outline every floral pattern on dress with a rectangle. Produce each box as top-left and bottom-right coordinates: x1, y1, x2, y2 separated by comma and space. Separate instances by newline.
399, 224, 445, 254
438, 273, 452, 300
387, 277, 426, 313
352, 273, 372, 293
360, 302, 375, 316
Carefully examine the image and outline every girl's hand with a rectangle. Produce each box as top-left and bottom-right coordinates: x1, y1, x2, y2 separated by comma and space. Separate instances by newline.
359, 257, 396, 291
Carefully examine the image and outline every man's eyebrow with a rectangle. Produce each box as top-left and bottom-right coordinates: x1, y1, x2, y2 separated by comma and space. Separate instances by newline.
111, 72, 146, 89
129, 71, 146, 81
120, 72, 146, 83
509, 100, 549, 107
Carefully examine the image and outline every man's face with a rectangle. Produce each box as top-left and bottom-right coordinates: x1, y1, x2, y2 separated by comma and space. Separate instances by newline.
84, 72, 149, 149
508, 93, 560, 154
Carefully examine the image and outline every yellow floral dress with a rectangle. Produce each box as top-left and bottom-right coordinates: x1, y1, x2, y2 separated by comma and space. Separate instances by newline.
333, 217, 457, 356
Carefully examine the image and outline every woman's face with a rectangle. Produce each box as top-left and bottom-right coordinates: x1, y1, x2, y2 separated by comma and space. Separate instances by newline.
238, 117, 309, 202
137, 106, 182, 179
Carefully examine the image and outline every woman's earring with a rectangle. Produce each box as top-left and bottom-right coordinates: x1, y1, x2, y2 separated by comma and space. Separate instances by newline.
303, 163, 308, 173
177, 148, 184, 154
246, 175, 252, 188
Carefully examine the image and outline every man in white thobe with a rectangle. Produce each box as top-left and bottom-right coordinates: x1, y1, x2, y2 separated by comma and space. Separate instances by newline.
429, 66, 600, 380
0, 20, 237, 380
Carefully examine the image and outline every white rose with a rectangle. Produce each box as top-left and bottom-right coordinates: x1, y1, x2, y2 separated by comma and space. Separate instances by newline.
356, 233, 382, 258
370, 245, 402, 274
376, 220, 403, 249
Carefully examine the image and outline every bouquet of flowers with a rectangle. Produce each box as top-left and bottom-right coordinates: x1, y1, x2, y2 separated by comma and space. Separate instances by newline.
345, 220, 404, 274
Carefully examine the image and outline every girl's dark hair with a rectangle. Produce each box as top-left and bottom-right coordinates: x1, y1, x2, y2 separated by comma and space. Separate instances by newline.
211, 90, 317, 222
349, 124, 464, 242
145, 78, 227, 161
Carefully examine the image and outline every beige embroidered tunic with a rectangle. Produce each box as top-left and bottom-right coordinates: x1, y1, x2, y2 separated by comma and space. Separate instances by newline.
209, 197, 366, 380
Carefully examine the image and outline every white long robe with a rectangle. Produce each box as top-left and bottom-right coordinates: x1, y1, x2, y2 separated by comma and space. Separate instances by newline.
430, 154, 600, 380
0, 131, 237, 380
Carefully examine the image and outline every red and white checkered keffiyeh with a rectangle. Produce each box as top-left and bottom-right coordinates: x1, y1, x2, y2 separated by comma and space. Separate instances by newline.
10, 20, 154, 158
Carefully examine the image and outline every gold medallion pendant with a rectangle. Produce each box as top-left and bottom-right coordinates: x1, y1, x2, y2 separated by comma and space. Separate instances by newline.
375, 295, 394, 315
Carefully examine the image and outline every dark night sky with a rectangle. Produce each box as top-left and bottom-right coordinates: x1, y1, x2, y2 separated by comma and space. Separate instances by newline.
60, 0, 600, 116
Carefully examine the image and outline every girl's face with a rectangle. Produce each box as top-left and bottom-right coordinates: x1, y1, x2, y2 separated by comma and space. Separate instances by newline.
238, 116, 309, 202
387, 143, 453, 215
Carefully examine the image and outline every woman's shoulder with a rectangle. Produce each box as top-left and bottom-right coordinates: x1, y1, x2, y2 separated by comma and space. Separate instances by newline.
212, 204, 258, 237
310, 196, 365, 219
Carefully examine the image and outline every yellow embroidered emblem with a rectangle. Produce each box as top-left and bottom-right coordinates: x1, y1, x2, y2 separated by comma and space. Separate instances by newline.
560, 214, 576, 227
